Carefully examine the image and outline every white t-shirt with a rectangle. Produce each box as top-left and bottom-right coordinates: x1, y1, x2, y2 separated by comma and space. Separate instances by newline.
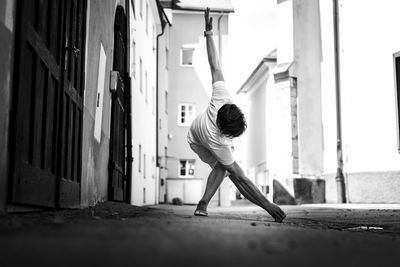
187, 81, 235, 166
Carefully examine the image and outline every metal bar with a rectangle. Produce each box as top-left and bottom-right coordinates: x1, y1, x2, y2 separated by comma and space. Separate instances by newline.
333, 0, 346, 203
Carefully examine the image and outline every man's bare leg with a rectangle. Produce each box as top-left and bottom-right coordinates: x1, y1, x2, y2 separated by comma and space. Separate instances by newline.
195, 163, 227, 215
229, 174, 286, 222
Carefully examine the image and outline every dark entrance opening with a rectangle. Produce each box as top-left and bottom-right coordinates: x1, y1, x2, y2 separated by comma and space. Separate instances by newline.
108, 6, 130, 202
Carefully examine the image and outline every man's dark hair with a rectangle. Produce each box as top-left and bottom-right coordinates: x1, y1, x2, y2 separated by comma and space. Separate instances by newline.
216, 104, 247, 138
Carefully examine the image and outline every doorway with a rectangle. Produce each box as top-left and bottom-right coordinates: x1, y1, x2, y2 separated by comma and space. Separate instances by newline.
108, 6, 128, 202
11, 0, 86, 208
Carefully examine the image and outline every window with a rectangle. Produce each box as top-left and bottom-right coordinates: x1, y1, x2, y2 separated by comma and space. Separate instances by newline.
152, 86, 155, 115
181, 47, 195, 66
94, 43, 106, 143
159, 118, 162, 130
143, 188, 146, 203
178, 104, 196, 126
144, 154, 146, 178
145, 2, 149, 35
145, 71, 148, 103
165, 91, 168, 114
131, 0, 136, 19
139, 58, 143, 93
152, 156, 155, 179
138, 144, 142, 172
179, 160, 195, 177
139, 0, 143, 19
153, 24, 156, 52
394, 52, 400, 152
164, 147, 168, 166
132, 39, 136, 77
165, 47, 169, 69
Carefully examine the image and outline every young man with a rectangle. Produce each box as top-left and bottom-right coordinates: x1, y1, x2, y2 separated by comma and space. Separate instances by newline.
187, 8, 286, 222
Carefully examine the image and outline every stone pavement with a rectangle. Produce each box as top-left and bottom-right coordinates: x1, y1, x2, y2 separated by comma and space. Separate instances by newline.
0, 201, 399, 267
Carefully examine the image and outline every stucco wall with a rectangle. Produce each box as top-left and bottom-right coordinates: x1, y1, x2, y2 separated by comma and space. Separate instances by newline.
325, 172, 400, 203
247, 84, 267, 168
130, 0, 160, 206
81, 0, 126, 207
338, 0, 400, 173
167, 12, 230, 204
320, 1, 400, 203
0, 0, 15, 213
292, 0, 324, 177
157, 23, 171, 203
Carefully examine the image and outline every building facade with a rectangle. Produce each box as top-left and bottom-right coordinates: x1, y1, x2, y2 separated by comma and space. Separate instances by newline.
239, 0, 400, 204
0, 0, 133, 213
129, 0, 168, 206
163, 0, 233, 205
0, 0, 174, 212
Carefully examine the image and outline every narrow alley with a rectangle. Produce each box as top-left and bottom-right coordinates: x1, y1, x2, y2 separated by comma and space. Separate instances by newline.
1, 202, 399, 267
1, 1, 400, 266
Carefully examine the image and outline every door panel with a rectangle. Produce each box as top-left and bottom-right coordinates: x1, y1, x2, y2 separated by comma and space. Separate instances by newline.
12, 0, 63, 207
58, 0, 85, 208
12, 0, 86, 208
109, 7, 127, 202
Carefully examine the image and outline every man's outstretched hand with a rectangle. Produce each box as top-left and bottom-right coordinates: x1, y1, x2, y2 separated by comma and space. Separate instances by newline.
267, 203, 287, 223
204, 7, 213, 31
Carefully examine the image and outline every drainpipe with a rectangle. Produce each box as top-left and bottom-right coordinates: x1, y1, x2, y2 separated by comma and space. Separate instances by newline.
333, 0, 346, 203
156, 10, 167, 203
125, 0, 133, 204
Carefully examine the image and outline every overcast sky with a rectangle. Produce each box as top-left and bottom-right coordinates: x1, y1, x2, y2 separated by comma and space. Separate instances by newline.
225, 0, 277, 92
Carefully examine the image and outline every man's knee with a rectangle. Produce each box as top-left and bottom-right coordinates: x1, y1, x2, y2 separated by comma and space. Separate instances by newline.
213, 163, 229, 177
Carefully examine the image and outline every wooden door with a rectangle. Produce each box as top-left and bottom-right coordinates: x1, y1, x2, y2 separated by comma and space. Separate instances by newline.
58, 0, 86, 208
109, 7, 127, 202
11, 0, 86, 208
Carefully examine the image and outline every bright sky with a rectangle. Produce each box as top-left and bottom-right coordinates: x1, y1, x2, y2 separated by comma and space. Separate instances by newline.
225, 0, 277, 92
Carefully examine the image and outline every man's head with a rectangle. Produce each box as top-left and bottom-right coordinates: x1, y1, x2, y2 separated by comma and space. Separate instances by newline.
217, 104, 247, 138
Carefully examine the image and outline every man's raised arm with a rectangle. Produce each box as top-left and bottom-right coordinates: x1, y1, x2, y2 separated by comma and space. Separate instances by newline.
204, 8, 224, 83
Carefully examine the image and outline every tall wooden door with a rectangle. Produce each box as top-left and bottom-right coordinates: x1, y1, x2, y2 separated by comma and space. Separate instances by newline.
11, 0, 86, 208
109, 7, 127, 202
58, 0, 86, 208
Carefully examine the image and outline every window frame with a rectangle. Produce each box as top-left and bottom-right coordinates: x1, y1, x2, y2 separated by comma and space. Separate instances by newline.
178, 103, 196, 126
132, 39, 136, 78
139, 58, 143, 93
180, 46, 195, 67
139, 0, 143, 19
145, 71, 148, 103
179, 159, 195, 178
145, 2, 149, 35
138, 144, 142, 173
143, 153, 146, 178
165, 91, 168, 114
165, 47, 169, 70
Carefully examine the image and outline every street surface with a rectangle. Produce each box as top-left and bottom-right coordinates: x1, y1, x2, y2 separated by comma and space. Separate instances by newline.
0, 201, 399, 267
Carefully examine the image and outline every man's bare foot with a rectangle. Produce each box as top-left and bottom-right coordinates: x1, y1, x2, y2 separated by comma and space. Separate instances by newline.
266, 203, 286, 223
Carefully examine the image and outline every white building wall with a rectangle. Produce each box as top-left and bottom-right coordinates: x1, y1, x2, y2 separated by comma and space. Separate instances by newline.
292, 0, 324, 178
320, 0, 400, 203
167, 11, 231, 205
130, 0, 159, 205
157, 22, 171, 203
339, 0, 400, 172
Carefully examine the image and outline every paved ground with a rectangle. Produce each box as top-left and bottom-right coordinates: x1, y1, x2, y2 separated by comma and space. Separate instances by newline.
1, 201, 400, 267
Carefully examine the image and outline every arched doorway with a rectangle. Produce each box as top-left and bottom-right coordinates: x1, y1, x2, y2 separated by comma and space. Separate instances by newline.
108, 6, 130, 202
